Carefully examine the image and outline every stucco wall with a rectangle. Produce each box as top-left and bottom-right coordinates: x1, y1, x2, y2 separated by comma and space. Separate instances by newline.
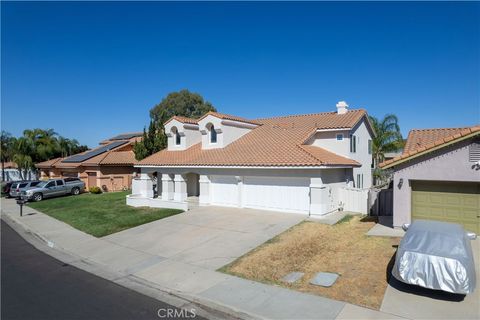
392, 139, 479, 228
308, 130, 350, 155
140, 166, 351, 214
198, 115, 254, 150
305, 118, 373, 189
165, 119, 201, 151
350, 119, 373, 189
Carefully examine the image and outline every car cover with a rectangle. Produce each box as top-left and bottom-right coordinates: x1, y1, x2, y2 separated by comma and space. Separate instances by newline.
392, 220, 476, 294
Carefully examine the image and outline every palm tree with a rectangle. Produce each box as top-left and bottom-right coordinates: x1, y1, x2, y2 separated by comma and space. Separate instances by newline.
23, 128, 59, 162
12, 136, 35, 180
369, 114, 404, 185
1, 131, 15, 181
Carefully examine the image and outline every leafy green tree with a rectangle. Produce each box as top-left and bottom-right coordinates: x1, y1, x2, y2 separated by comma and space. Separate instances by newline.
23, 128, 59, 163
134, 120, 166, 161
150, 89, 216, 126
1, 131, 16, 181
369, 114, 404, 185
12, 136, 35, 180
134, 90, 216, 160
4, 128, 88, 179
58, 137, 88, 157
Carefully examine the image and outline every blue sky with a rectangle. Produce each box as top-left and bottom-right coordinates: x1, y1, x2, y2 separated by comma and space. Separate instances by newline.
2, 1, 479, 147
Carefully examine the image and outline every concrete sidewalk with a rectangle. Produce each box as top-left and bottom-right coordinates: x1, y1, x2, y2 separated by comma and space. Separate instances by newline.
1, 198, 403, 320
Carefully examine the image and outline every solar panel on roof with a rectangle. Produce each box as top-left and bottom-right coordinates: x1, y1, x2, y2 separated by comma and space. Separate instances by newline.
110, 133, 142, 140
62, 141, 128, 163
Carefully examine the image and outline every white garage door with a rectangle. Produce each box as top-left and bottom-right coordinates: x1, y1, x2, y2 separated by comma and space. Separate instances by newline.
243, 176, 310, 213
210, 176, 239, 206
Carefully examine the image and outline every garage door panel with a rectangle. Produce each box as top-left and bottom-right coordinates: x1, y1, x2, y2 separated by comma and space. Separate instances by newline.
210, 176, 238, 206
412, 181, 479, 233
243, 176, 310, 213
463, 196, 479, 208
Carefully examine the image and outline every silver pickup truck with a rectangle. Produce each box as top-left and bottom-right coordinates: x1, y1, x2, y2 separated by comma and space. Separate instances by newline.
21, 178, 86, 202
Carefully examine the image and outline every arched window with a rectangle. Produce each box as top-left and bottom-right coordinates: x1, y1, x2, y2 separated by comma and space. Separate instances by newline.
172, 127, 181, 145
210, 124, 217, 144
176, 131, 181, 145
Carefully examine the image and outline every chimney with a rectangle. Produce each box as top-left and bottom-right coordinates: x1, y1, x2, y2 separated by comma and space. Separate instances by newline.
336, 101, 348, 114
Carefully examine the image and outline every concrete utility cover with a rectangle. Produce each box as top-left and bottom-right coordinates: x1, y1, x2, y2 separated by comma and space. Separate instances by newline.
281, 272, 304, 284
310, 272, 339, 287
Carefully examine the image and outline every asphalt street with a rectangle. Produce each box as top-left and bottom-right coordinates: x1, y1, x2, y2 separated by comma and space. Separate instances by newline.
1, 220, 204, 320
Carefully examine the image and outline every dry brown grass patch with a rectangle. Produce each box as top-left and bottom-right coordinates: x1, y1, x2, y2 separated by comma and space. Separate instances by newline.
222, 216, 400, 309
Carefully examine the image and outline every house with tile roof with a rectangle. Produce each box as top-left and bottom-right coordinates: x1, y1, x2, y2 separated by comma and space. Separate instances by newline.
36, 132, 142, 191
128, 101, 375, 216
380, 125, 480, 233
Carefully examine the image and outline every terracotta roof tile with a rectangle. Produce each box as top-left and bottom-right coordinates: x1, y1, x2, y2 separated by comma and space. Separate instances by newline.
300, 145, 360, 166
164, 116, 199, 125
99, 151, 137, 165
403, 127, 472, 154
198, 111, 262, 125
35, 158, 63, 168
36, 134, 141, 169
139, 109, 366, 167
380, 125, 480, 168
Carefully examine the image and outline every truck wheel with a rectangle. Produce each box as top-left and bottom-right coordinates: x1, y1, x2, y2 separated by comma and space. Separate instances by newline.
71, 187, 80, 195
33, 193, 43, 202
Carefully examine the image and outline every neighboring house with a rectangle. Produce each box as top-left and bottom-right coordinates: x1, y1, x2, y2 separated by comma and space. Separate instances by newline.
128, 101, 374, 215
1, 161, 38, 181
380, 126, 480, 233
36, 133, 142, 191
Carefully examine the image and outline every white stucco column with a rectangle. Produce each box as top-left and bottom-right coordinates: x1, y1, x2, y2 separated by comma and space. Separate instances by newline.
174, 174, 188, 202
309, 177, 331, 215
161, 174, 174, 201
132, 172, 154, 198
199, 175, 210, 205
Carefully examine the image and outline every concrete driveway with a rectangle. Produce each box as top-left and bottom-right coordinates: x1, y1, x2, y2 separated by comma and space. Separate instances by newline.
381, 239, 479, 319
104, 205, 305, 270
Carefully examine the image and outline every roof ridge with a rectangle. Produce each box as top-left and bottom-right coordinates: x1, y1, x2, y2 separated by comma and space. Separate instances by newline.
409, 126, 473, 132
381, 126, 480, 168
256, 109, 365, 121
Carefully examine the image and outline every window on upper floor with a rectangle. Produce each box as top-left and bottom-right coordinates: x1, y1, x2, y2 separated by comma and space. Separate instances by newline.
350, 134, 357, 153
210, 125, 217, 144
336, 134, 344, 141
175, 131, 181, 145
368, 139, 372, 155
171, 127, 181, 146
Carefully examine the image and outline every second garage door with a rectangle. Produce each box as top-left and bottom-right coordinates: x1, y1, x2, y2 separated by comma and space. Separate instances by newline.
243, 176, 310, 213
411, 181, 480, 233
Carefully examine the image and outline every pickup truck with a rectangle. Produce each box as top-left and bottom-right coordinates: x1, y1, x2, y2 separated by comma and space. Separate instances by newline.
21, 178, 86, 202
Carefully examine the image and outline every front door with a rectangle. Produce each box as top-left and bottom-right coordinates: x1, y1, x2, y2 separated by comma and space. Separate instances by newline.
87, 172, 97, 189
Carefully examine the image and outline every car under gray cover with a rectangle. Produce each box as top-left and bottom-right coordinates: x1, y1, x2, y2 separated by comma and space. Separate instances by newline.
392, 219, 476, 294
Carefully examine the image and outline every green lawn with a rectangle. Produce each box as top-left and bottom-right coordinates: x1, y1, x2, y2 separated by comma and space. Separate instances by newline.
28, 191, 183, 237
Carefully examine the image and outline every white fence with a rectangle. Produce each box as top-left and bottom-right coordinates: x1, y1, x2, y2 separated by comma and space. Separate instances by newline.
338, 187, 368, 214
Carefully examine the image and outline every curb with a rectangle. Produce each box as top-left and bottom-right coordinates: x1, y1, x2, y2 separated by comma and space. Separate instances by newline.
1, 212, 262, 320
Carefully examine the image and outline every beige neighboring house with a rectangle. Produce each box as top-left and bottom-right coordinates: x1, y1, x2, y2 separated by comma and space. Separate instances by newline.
381, 125, 480, 233
36, 133, 142, 191
128, 101, 375, 215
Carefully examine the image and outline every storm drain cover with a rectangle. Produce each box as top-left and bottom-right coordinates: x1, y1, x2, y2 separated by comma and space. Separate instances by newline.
281, 272, 304, 284
309, 272, 339, 287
